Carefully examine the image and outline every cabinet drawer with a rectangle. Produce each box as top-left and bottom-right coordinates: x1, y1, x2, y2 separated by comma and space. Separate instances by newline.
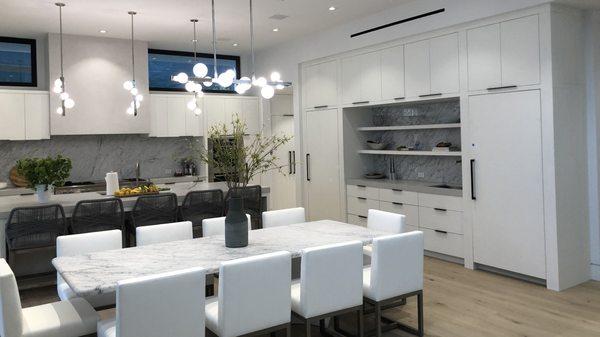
379, 188, 418, 205
347, 196, 380, 217
422, 228, 464, 258
347, 214, 368, 227
379, 201, 419, 227
418, 193, 463, 211
347, 185, 379, 199
419, 207, 463, 234
404, 224, 419, 233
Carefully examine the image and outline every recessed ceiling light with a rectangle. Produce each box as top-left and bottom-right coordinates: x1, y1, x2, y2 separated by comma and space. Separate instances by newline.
272, 28, 279, 32
99, 29, 107, 34
233, 43, 239, 47
329, 6, 336, 11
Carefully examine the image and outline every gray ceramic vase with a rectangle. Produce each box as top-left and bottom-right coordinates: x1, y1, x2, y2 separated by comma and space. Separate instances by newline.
225, 197, 248, 248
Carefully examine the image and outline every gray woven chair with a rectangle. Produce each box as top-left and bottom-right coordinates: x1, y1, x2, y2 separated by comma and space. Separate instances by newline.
128, 193, 179, 245
225, 186, 262, 229
70, 198, 124, 234
180, 190, 224, 238
5, 204, 67, 269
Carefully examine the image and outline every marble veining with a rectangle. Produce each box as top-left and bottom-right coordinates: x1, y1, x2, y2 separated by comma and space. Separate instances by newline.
52, 221, 390, 297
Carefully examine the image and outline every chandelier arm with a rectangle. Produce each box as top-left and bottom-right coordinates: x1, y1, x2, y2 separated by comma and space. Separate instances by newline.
250, 0, 255, 79
211, 0, 218, 79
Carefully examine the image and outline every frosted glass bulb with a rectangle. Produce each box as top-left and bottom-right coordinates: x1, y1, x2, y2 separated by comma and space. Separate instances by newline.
123, 80, 134, 91
136, 94, 144, 102
203, 77, 213, 87
194, 108, 202, 116
60, 92, 69, 100
127, 106, 135, 115
187, 99, 197, 111
130, 87, 139, 96
193, 63, 208, 78
64, 98, 75, 109
270, 72, 281, 82
217, 73, 234, 87
195, 88, 204, 97
56, 107, 64, 115
255, 77, 267, 87
235, 84, 248, 94
54, 78, 63, 87
224, 69, 236, 78
185, 81, 196, 92
53, 86, 62, 94
275, 83, 285, 90
261, 85, 275, 99
176, 72, 188, 84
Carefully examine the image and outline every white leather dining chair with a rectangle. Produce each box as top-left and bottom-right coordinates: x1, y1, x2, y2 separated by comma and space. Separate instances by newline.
56, 229, 122, 308
97, 267, 206, 337
135, 221, 193, 246
0, 258, 99, 337
363, 232, 424, 337
205, 251, 292, 337
262, 207, 306, 228
202, 215, 251, 237
291, 241, 364, 337
363, 209, 406, 257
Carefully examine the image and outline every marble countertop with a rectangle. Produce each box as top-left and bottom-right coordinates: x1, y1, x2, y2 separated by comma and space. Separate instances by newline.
346, 178, 462, 197
0, 181, 270, 218
53, 220, 390, 297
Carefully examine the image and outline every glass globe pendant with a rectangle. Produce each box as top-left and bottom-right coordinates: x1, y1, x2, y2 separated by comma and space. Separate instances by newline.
54, 3, 75, 116
124, 11, 142, 116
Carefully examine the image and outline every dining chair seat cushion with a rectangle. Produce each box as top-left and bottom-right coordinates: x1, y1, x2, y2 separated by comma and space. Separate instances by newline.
262, 207, 306, 228
204, 296, 219, 334
96, 317, 116, 337
21, 297, 99, 337
57, 281, 75, 300
366, 209, 406, 234
362, 267, 373, 298
135, 221, 193, 246
290, 280, 301, 312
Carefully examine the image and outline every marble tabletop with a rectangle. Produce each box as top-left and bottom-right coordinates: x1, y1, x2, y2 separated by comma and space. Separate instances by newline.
52, 220, 390, 297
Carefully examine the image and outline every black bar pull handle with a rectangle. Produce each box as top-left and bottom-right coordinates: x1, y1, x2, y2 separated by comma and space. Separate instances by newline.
394, 97, 406, 101
419, 93, 443, 98
434, 208, 447, 212
470, 159, 476, 200
314, 105, 328, 109
392, 202, 404, 206
357, 185, 367, 188
288, 151, 292, 175
306, 154, 311, 181
434, 230, 448, 235
292, 151, 296, 174
486, 85, 517, 91
358, 215, 368, 219
357, 197, 367, 201
352, 101, 370, 105
392, 189, 403, 192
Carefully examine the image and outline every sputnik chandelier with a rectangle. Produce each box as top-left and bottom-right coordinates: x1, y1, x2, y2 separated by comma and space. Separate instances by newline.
53, 3, 75, 116
123, 11, 143, 116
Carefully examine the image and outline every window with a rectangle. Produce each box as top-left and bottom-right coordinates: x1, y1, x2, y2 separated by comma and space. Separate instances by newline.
0, 37, 37, 87
148, 49, 240, 93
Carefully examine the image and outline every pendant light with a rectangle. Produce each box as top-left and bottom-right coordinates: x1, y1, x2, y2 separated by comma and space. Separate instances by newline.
210, 0, 236, 89
235, 0, 291, 99
53, 3, 75, 116
123, 11, 143, 116
172, 19, 205, 116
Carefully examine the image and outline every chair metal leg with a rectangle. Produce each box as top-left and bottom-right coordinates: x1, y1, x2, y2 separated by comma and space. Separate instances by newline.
374, 302, 382, 337
270, 332, 277, 337
286, 324, 292, 337
320, 319, 327, 335
417, 291, 424, 337
357, 308, 364, 337
306, 318, 312, 337
333, 316, 340, 331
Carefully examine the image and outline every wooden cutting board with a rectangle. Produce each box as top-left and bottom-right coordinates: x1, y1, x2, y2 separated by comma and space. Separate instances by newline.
9, 167, 29, 187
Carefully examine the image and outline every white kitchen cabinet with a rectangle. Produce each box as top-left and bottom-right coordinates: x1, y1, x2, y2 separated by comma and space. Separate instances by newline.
305, 108, 342, 221
380, 45, 406, 101
241, 98, 260, 134
270, 113, 297, 210
204, 96, 226, 133
185, 97, 203, 137
405, 40, 430, 98
167, 96, 186, 136
469, 90, 545, 279
150, 94, 203, 137
341, 51, 382, 105
430, 33, 460, 95
467, 15, 540, 91
150, 95, 169, 137
0, 91, 49, 141
304, 60, 338, 109
218, 96, 260, 135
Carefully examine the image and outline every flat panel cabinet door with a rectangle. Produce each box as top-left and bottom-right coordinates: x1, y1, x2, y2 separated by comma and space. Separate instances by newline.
341, 55, 361, 104
430, 33, 459, 95
185, 97, 203, 136
271, 115, 297, 209
150, 95, 169, 137
305, 108, 341, 221
467, 24, 502, 91
167, 96, 186, 137
380, 45, 405, 101
204, 96, 225, 132
304, 64, 319, 109
24, 93, 50, 140
224, 98, 242, 133
469, 90, 546, 279
405, 40, 430, 98
500, 15, 540, 88
318, 60, 338, 108
361, 51, 382, 103
241, 98, 260, 134
0, 93, 25, 140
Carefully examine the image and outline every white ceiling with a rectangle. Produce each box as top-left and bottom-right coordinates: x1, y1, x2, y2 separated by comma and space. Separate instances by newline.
0, 0, 413, 55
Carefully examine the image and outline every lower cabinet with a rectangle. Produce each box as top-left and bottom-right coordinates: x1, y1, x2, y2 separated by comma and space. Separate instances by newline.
347, 184, 464, 258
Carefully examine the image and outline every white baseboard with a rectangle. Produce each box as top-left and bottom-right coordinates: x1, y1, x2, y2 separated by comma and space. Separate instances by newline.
592, 264, 600, 281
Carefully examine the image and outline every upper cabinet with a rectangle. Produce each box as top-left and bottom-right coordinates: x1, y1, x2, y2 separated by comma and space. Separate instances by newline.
341, 51, 382, 105
150, 94, 203, 137
205, 95, 260, 135
0, 91, 49, 141
380, 45, 406, 101
467, 15, 540, 91
304, 60, 338, 109
405, 33, 460, 98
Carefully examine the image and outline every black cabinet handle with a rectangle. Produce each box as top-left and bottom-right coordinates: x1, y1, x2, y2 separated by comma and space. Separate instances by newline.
314, 105, 328, 109
394, 97, 406, 101
486, 85, 517, 91
292, 151, 296, 174
392, 189, 403, 192
470, 159, 476, 200
358, 215, 368, 219
357, 185, 366, 188
419, 93, 443, 98
434, 208, 447, 212
352, 101, 370, 105
357, 197, 367, 201
288, 151, 292, 175
434, 230, 448, 234
306, 154, 311, 181
392, 202, 404, 206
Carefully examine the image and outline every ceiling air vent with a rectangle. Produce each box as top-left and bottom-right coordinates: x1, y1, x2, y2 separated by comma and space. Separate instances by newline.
351, 8, 445, 38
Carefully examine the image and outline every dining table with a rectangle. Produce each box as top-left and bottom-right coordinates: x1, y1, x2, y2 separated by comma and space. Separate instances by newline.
52, 220, 390, 298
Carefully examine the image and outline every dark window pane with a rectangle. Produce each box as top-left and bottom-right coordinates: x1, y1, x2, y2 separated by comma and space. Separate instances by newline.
0, 38, 36, 86
148, 50, 239, 92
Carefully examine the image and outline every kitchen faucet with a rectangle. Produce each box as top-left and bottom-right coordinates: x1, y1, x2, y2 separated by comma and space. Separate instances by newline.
135, 162, 140, 186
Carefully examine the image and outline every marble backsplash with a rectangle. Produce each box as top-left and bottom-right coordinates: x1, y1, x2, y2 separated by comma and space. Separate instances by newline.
364, 155, 462, 185
0, 135, 198, 186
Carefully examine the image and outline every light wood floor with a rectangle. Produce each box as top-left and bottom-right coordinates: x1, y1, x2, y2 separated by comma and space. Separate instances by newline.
19, 257, 600, 337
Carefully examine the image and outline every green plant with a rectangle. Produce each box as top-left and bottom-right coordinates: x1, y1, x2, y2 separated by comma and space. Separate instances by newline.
16, 155, 72, 189
191, 115, 292, 190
